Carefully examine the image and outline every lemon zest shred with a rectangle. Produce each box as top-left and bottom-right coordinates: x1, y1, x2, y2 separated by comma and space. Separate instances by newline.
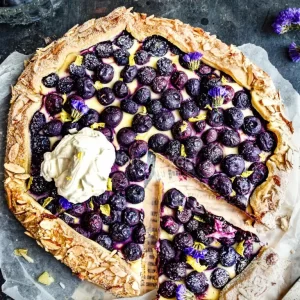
188, 112, 207, 122
100, 204, 111, 216
42, 197, 54, 208
221, 76, 228, 84
178, 206, 184, 212
93, 81, 103, 90
241, 170, 254, 178
77, 152, 83, 160
62, 94, 67, 104
205, 104, 213, 110
90, 122, 105, 129
180, 121, 188, 132
107, 178, 112, 191
66, 176, 72, 181
194, 216, 205, 222
27, 176, 33, 190
236, 240, 245, 257
193, 241, 206, 250
129, 54, 135, 66
180, 144, 187, 157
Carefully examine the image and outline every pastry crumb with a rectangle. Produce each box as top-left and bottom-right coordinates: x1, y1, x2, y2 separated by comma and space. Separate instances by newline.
14, 248, 34, 263
38, 272, 55, 285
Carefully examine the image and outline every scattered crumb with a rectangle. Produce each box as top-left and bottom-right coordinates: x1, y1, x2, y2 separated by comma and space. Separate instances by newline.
14, 248, 34, 263
290, 249, 295, 254
38, 272, 55, 286
277, 215, 289, 231
59, 282, 65, 289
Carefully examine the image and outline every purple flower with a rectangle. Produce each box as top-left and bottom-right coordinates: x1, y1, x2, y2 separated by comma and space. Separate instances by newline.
208, 86, 228, 107
175, 284, 195, 300
184, 247, 207, 260
70, 99, 89, 122
289, 42, 300, 62
207, 219, 237, 239
182, 51, 203, 71
59, 197, 73, 211
272, 8, 300, 34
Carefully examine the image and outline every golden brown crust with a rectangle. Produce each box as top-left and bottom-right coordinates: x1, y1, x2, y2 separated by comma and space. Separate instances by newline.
4, 6, 293, 297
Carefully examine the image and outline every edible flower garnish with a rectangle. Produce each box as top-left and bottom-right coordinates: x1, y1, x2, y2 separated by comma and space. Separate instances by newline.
38, 272, 55, 286
208, 86, 228, 107
27, 176, 33, 190
58, 109, 72, 122
289, 42, 300, 62
74, 55, 83, 66
180, 144, 187, 157
193, 241, 206, 250
41, 197, 54, 208
184, 247, 207, 260
93, 81, 103, 90
70, 99, 89, 122
180, 121, 188, 132
59, 197, 73, 211
205, 104, 212, 110
241, 170, 254, 178
178, 205, 184, 212
100, 204, 111, 216
186, 255, 207, 272
182, 52, 203, 71
188, 112, 207, 122
88, 199, 94, 210
193, 215, 204, 222
139, 106, 147, 114
272, 8, 300, 34
14, 248, 34, 263
107, 177, 112, 191
236, 240, 245, 257
206, 219, 237, 239
129, 53, 135, 66
176, 284, 196, 300
90, 122, 105, 129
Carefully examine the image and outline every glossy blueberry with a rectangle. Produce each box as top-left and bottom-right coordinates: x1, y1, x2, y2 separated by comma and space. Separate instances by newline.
243, 116, 262, 136
137, 66, 157, 85
195, 93, 212, 109
69, 63, 86, 78
169, 43, 183, 55
133, 87, 151, 105
175, 157, 195, 175
113, 80, 128, 98
165, 262, 187, 281
82, 53, 102, 71
197, 64, 212, 75
111, 171, 129, 192
161, 216, 180, 234
132, 223, 146, 244
236, 257, 249, 274
207, 108, 224, 127
220, 246, 237, 267
82, 212, 102, 234
99, 127, 114, 142
129, 140, 148, 158
229, 194, 248, 210
110, 222, 131, 242
199, 142, 223, 165
120, 65, 138, 83
160, 239, 176, 262
163, 188, 185, 209
185, 219, 200, 233
62, 121, 80, 136
221, 154, 245, 177
123, 207, 141, 226
257, 131, 276, 151
153, 110, 175, 131
220, 129, 241, 147
43, 120, 63, 136
95, 41, 113, 58
31, 135, 50, 155
195, 229, 214, 246
79, 109, 99, 127
115, 150, 130, 166
120, 98, 138, 114
73, 226, 90, 238
96, 63, 114, 83
158, 281, 177, 299
176, 208, 192, 224
196, 160, 215, 178
114, 32, 133, 49
42, 73, 59, 88
132, 113, 153, 133
101, 210, 121, 225
63, 94, 83, 114
57, 76, 74, 94
223, 85, 235, 103
211, 268, 230, 289
30, 111, 46, 133
171, 121, 193, 141
100, 106, 123, 128
152, 76, 168, 93
232, 91, 251, 109
123, 243, 142, 261
142, 35, 169, 57
184, 136, 203, 158
165, 140, 181, 160
77, 77, 96, 99
29, 176, 50, 195
126, 159, 150, 182
171, 71, 188, 90
179, 100, 200, 120
156, 57, 174, 76
199, 247, 220, 269
113, 48, 130, 66
45, 93, 63, 116
186, 271, 209, 295
248, 162, 268, 185
147, 99, 162, 115
95, 233, 113, 251
185, 78, 201, 97
209, 173, 232, 196
239, 141, 261, 162
134, 50, 150, 65
125, 184, 145, 204
161, 88, 182, 110
224, 107, 244, 129
93, 191, 111, 205
96, 87, 115, 106
202, 128, 218, 144
194, 120, 206, 133
200, 75, 221, 92
233, 177, 250, 195
109, 193, 127, 211
185, 197, 206, 215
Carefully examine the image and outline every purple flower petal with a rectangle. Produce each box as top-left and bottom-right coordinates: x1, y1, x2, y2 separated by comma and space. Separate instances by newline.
59, 197, 73, 210
184, 247, 207, 260
183, 51, 203, 63
289, 42, 300, 62
176, 284, 186, 300
272, 8, 300, 34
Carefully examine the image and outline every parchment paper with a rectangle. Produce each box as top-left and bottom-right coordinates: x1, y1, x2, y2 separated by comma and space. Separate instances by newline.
0, 44, 299, 300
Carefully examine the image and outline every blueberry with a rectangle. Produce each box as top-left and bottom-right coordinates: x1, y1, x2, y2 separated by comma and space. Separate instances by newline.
233, 177, 250, 195
197, 64, 213, 75
82, 212, 102, 234
148, 133, 170, 153
235, 257, 249, 274
133, 87, 151, 105
171, 121, 193, 141
175, 157, 195, 175
209, 173, 232, 196
164, 188, 185, 209
220, 246, 237, 267
109, 193, 127, 211
195, 93, 212, 109
199, 247, 220, 269
169, 43, 184, 55
125, 184, 145, 204
202, 128, 218, 144
120, 65, 138, 83
82, 53, 102, 71
186, 271, 209, 295
132, 223, 146, 244
218, 237, 236, 246
194, 120, 206, 133
77, 77, 96, 99
38, 196, 58, 214
123, 207, 141, 226
196, 160, 215, 178
96, 87, 115, 106
152, 110, 175, 131
248, 162, 268, 185
239, 141, 261, 162
147, 99, 162, 114
57, 76, 74, 94
93, 191, 111, 205
221, 154, 245, 177
123, 243, 142, 261
113, 48, 130, 66
115, 32, 133, 49
257, 131, 276, 151
137, 66, 157, 85
63, 94, 83, 114
95, 233, 113, 251
233, 91, 251, 109
158, 281, 177, 298
220, 129, 241, 147
229, 194, 248, 210
195, 229, 214, 246
115, 150, 130, 166
207, 108, 224, 127
43, 120, 63, 136
211, 268, 230, 289
31, 135, 50, 155
110, 222, 131, 242
143, 35, 169, 57
74, 226, 91, 238
113, 80, 128, 98
120, 98, 138, 114
185, 78, 201, 97
185, 197, 206, 215
199, 142, 223, 165
176, 208, 192, 224
152, 76, 168, 93
134, 50, 150, 65
42, 73, 59, 88
101, 210, 121, 225
79, 109, 99, 127
69, 63, 86, 78
126, 159, 150, 182
100, 106, 123, 128
129, 140, 148, 158
45, 94, 63, 116
184, 136, 203, 158
224, 107, 244, 129
223, 85, 235, 103
160, 240, 176, 265
62, 121, 80, 136
243, 116, 262, 136
30, 111, 46, 133
179, 100, 200, 120
111, 171, 129, 192
95, 41, 114, 58
157, 57, 174, 76
165, 140, 181, 160
29, 176, 50, 195
171, 71, 188, 90
99, 127, 114, 142
200, 75, 221, 92
132, 113, 153, 133
161, 216, 180, 234
161, 88, 182, 110
165, 262, 187, 280
96, 64, 114, 83
185, 219, 200, 233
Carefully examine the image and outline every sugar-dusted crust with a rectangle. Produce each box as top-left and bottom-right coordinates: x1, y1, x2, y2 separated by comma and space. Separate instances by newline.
4, 6, 293, 297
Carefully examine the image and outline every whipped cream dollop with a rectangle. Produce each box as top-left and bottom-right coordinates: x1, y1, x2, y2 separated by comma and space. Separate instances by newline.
41, 127, 115, 204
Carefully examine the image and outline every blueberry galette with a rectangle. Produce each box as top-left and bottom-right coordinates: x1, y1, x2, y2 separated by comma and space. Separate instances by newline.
4, 7, 293, 298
